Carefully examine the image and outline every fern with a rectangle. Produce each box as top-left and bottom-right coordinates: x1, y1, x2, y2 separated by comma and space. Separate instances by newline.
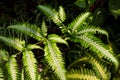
26, 44, 43, 50
41, 20, 47, 37
37, 5, 62, 25
0, 49, 9, 61
5, 55, 20, 80
48, 34, 68, 45
75, 35, 118, 70
88, 55, 110, 79
37, 5, 67, 33
0, 36, 24, 51
7, 19, 67, 80
77, 26, 109, 38
68, 12, 90, 33
58, 6, 66, 22
67, 68, 99, 80
22, 50, 38, 80
44, 40, 66, 80
8, 24, 45, 41
92, 61, 110, 79
67, 57, 88, 70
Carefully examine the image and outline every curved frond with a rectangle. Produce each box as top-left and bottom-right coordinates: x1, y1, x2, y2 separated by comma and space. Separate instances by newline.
22, 50, 38, 80
6, 55, 20, 80
0, 36, 24, 51
68, 12, 90, 33
67, 57, 88, 70
67, 68, 99, 80
89, 56, 110, 79
75, 35, 118, 70
26, 44, 43, 50
58, 6, 66, 22
44, 40, 66, 80
37, 5, 61, 25
8, 24, 44, 41
77, 26, 109, 38
48, 34, 68, 46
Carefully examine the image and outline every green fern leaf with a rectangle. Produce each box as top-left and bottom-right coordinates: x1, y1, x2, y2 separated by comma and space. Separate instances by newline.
75, 35, 118, 70
26, 44, 43, 50
0, 36, 24, 51
6, 55, 20, 80
8, 24, 44, 41
48, 34, 68, 46
37, 5, 62, 25
67, 68, 99, 80
22, 50, 38, 80
77, 26, 109, 38
67, 57, 88, 70
0, 49, 9, 61
68, 12, 90, 33
58, 6, 66, 22
89, 56, 110, 79
44, 40, 66, 80
41, 20, 47, 37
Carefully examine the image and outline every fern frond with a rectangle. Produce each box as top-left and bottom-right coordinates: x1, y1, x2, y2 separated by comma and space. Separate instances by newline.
37, 5, 61, 26
6, 55, 20, 80
48, 34, 68, 46
41, 20, 47, 37
77, 26, 109, 38
68, 12, 90, 33
26, 44, 43, 50
67, 68, 99, 80
0, 49, 9, 61
67, 57, 88, 70
44, 40, 66, 80
0, 36, 24, 51
58, 6, 66, 22
89, 56, 110, 79
22, 50, 38, 80
8, 24, 44, 41
75, 35, 118, 70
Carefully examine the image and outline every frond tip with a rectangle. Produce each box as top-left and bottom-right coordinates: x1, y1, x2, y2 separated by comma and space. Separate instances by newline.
48, 34, 68, 46
58, 6, 66, 22
37, 5, 62, 25
67, 68, 99, 80
0, 36, 24, 51
77, 26, 109, 38
89, 57, 110, 79
68, 12, 90, 33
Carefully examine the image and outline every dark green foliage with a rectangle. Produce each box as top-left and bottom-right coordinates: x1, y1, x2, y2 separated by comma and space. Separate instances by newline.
109, 0, 120, 19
